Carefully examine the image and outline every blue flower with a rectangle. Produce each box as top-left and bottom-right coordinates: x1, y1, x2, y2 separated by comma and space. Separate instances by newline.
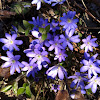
85, 76, 100, 93
54, 49, 68, 62
60, 29, 80, 50
41, 19, 50, 28
46, 65, 67, 80
29, 16, 43, 31
68, 72, 87, 94
31, 0, 41, 10
48, 35, 64, 54
0, 33, 23, 51
80, 35, 98, 52
50, 19, 60, 32
26, 49, 50, 70
24, 39, 40, 53
60, 11, 79, 30
21, 61, 38, 77
1, 51, 24, 75
80, 53, 100, 78
51, 0, 65, 6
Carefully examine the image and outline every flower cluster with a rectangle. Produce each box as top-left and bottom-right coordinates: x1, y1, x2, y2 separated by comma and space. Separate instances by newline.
0, 8, 100, 96
0, 32, 23, 75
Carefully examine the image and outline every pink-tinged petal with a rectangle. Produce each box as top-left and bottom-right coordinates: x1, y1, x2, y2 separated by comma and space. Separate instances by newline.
12, 34, 17, 40
32, 31, 39, 38
5, 33, 11, 40
10, 65, 15, 75
48, 45, 54, 51
80, 66, 88, 72
58, 67, 64, 80
92, 83, 97, 93
0, 38, 8, 43
2, 62, 11, 68
1, 56, 10, 61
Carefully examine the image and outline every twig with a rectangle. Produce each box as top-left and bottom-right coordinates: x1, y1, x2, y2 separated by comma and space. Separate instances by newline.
81, 0, 89, 20
74, 1, 100, 23
66, 0, 70, 10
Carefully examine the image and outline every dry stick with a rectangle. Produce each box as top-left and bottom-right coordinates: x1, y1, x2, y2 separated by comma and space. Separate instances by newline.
74, 1, 100, 23
81, 0, 89, 20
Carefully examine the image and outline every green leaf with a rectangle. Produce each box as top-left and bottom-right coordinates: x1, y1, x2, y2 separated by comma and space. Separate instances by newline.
78, 32, 82, 37
39, 27, 46, 34
87, 88, 92, 95
45, 25, 50, 33
14, 4, 22, 14
1, 85, 12, 92
25, 85, 31, 98
41, 34, 47, 41
25, 29, 29, 36
17, 87, 25, 96
13, 81, 18, 95
23, 20, 30, 28
79, 19, 82, 25
18, 25, 25, 33
23, 83, 28, 88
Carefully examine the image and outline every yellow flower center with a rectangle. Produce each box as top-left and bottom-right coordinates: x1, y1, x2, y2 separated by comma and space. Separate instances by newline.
12, 60, 15, 63
67, 19, 71, 23
30, 66, 33, 69
9, 40, 13, 44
